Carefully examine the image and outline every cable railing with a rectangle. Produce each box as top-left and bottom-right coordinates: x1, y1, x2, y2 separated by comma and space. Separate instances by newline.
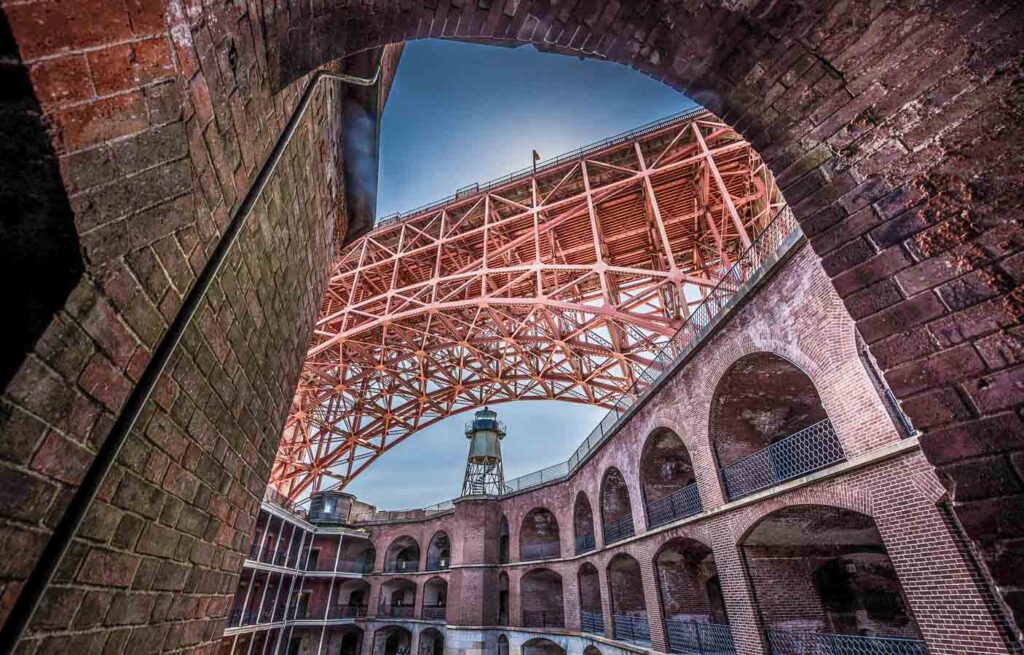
575, 533, 596, 555
612, 613, 651, 646
766, 630, 928, 655
374, 106, 709, 230
521, 541, 562, 561
721, 418, 845, 500
646, 482, 703, 529
581, 610, 604, 635
603, 515, 636, 545
666, 619, 735, 654
523, 610, 565, 629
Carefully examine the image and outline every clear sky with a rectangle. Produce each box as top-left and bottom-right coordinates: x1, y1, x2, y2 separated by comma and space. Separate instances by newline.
347, 39, 695, 509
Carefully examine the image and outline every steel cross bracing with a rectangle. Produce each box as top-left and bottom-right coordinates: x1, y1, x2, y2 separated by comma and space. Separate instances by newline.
272, 111, 785, 501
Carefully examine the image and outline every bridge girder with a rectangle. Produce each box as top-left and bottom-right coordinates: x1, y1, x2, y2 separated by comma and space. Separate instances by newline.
272, 111, 784, 501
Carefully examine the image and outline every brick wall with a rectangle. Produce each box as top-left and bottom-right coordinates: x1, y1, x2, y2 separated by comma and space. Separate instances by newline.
3, 1, 1023, 652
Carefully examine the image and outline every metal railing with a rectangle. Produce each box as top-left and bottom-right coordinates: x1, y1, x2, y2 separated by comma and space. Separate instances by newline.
351, 500, 455, 524
721, 418, 845, 500
328, 604, 368, 619
646, 482, 703, 529
293, 604, 328, 621
425, 557, 450, 571
766, 630, 928, 655
666, 619, 735, 654
337, 558, 374, 573
523, 610, 565, 629
581, 610, 604, 635
422, 606, 447, 621
498, 611, 509, 626
379, 604, 415, 619
575, 533, 596, 555
385, 560, 420, 573
521, 541, 561, 561
613, 613, 651, 645
374, 106, 709, 230
603, 515, 635, 545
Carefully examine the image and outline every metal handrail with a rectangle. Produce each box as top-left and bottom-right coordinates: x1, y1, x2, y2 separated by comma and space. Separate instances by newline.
521, 541, 561, 561
374, 106, 709, 230
603, 515, 635, 544
575, 533, 596, 555
766, 629, 928, 655
581, 610, 604, 635
612, 613, 651, 645
522, 610, 565, 629
646, 482, 702, 529
720, 418, 844, 500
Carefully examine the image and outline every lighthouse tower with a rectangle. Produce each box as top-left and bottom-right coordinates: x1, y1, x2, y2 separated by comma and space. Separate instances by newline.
461, 407, 507, 496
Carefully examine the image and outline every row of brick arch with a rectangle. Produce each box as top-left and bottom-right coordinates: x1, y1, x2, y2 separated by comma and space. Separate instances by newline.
502, 351, 846, 562
504, 503, 922, 649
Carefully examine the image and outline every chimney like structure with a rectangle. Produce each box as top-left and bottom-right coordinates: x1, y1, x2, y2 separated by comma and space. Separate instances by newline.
462, 406, 507, 496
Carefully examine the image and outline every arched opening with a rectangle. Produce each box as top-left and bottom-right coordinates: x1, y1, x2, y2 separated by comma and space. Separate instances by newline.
521, 568, 565, 628
600, 468, 635, 544
497, 634, 509, 655
325, 627, 365, 655
520, 508, 561, 561
741, 505, 924, 653
423, 577, 448, 621
385, 536, 421, 573
710, 353, 842, 500
574, 493, 596, 555
331, 579, 371, 618
654, 538, 733, 653
583, 647, 601, 655
379, 578, 417, 619
578, 563, 604, 635
338, 538, 376, 573
522, 638, 565, 655
419, 628, 445, 655
375, 626, 413, 655
339, 628, 364, 655
426, 531, 451, 571
499, 515, 510, 564
497, 571, 510, 625
640, 428, 702, 528
607, 554, 649, 645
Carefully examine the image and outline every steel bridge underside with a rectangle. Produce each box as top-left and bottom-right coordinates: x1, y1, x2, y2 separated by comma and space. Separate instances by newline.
272, 111, 784, 501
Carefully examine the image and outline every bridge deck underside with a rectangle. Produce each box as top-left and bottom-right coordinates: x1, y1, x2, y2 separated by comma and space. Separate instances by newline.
272, 112, 784, 501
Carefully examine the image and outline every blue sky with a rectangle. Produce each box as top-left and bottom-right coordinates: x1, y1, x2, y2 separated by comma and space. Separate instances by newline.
347, 40, 694, 509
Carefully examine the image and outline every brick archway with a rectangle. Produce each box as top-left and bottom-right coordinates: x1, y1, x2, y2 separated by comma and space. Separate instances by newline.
0, 1, 1021, 651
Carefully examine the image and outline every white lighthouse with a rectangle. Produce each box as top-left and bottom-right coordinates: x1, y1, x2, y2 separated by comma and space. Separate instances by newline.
461, 407, 508, 496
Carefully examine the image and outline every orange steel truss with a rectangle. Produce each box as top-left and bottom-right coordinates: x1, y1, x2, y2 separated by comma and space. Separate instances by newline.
272, 110, 785, 501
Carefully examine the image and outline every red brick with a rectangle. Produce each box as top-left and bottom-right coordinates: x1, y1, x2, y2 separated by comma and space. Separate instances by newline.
28, 56, 93, 107
87, 37, 175, 95
49, 92, 149, 153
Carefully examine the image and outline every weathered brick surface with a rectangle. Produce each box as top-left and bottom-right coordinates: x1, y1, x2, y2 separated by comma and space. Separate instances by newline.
3, 0, 1024, 652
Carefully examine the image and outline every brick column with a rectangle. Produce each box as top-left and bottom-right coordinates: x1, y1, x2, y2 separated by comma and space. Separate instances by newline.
562, 564, 581, 632
711, 533, 767, 655
640, 556, 668, 653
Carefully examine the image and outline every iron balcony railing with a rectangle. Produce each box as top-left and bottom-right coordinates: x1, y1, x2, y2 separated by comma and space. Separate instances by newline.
581, 610, 604, 635
646, 482, 703, 529
425, 557, 450, 571
575, 533, 596, 555
665, 619, 735, 654
766, 630, 928, 655
379, 604, 415, 619
385, 560, 420, 573
521, 541, 561, 561
375, 106, 710, 230
523, 610, 565, 629
328, 604, 368, 619
337, 558, 374, 573
603, 515, 635, 545
293, 604, 328, 620
498, 611, 509, 626
721, 418, 845, 500
422, 606, 447, 621
612, 613, 651, 646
